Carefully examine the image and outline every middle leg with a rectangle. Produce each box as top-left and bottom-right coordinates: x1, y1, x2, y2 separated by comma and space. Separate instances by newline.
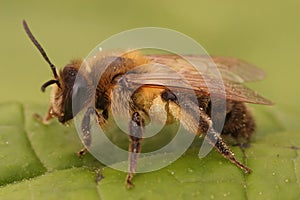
126, 111, 144, 188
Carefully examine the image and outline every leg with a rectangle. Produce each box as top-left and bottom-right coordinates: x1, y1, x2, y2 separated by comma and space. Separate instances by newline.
196, 106, 251, 173
206, 127, 251, 173
78, 106, 103, 157
126, 112, 144, 188
34, 106, 54, 124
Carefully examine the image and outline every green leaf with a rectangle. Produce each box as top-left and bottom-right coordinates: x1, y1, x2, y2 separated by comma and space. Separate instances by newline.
0, 103, 46, 186
0, 168, 100, 200
0, 102, 299, 200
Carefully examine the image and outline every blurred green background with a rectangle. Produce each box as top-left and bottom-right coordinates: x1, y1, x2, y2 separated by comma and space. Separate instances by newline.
1, 1, 300, 199
1, 0, 300, 111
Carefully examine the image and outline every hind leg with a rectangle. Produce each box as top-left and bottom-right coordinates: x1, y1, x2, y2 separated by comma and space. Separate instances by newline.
206, 127, 251, 173
198, 108, 251, 174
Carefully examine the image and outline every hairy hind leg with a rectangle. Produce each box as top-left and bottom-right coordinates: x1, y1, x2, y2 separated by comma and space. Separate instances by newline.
199, 108, 251, 173
206, 127, 251, 173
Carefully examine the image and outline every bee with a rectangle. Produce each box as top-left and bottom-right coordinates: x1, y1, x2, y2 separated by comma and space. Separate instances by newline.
23, 20, 272, 188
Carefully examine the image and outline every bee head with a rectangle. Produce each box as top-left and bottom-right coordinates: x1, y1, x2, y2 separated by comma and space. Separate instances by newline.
23, 20, 84, 123
52, 61, 82, 123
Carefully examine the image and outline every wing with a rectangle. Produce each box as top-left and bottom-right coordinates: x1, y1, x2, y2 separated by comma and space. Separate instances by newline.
122, 54, 272, 105
145, 55, 266, 83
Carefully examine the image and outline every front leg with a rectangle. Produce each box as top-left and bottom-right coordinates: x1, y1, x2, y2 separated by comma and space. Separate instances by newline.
78, 106, 103, 157
126, 112, 144, 188
34, 106, 54, 124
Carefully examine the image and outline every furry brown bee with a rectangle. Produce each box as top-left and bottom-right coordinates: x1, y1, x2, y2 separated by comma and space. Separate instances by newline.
23, 20, 272, 188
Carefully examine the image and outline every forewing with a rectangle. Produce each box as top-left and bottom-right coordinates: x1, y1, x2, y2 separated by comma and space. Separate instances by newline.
124, 72, 271, 105
122, 54, 272, 105
145, 54, 266, 83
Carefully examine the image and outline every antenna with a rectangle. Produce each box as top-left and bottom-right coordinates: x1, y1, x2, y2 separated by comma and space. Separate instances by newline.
23, 20, 61, 90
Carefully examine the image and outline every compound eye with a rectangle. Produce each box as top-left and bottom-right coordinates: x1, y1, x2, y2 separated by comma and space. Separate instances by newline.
62, 66, 78, 87
69, 70, 76, 76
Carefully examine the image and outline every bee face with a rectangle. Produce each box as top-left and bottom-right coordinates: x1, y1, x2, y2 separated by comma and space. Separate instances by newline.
50, 60, 86, 123
61, 63, 79, 88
